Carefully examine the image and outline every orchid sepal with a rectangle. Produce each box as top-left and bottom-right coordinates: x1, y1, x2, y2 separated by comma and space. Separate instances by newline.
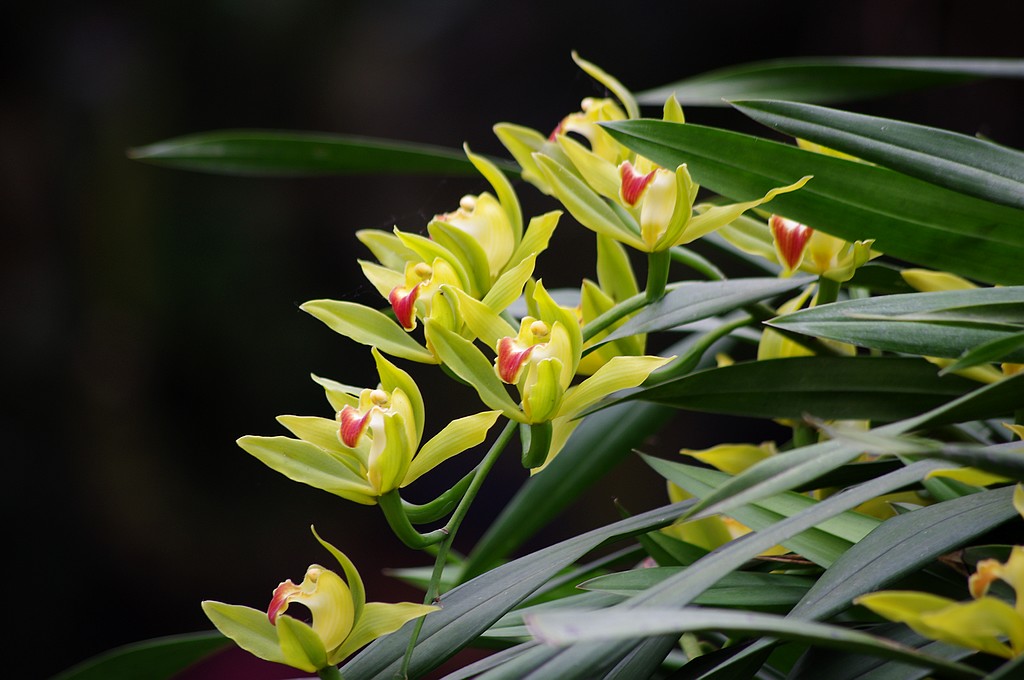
464, 142, 523, 244
301, 299, 436, 364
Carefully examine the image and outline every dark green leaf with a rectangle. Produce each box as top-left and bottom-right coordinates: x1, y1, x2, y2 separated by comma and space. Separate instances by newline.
128, 130, 517, 176
602, 120, 1024, 285
732, 99, 1024, 210
623, 357, 978, 421
598, 276, 813, 346
637, 57, 1024, 106
580, 568, 814, 607
769, 288, 1024, 361
52, 632, 229, 680
340, 499, 695, 679
942, 331, 1024, 374
526, 607, 983, 678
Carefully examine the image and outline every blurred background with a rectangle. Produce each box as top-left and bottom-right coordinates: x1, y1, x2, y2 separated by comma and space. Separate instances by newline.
5, 1, 1023, 677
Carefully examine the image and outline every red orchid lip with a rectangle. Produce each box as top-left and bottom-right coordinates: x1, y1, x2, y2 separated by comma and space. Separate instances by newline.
770, 215, 813, 271
267, 580, 297, 624
389, 284, 421, 331
620, 161, 657, 206
338, 405, 372, 448
496, 336, 536, 384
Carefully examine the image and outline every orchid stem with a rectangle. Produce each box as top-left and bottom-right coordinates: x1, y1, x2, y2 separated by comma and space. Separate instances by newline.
318, 665, 343, 680
399, 419, 519, 678
647, 315, 755, 384
645, 249, 672, 303
582, 291, 647, 342
378, 491, 448, 550
816, 276, 841, 305
401, 469, 476, 524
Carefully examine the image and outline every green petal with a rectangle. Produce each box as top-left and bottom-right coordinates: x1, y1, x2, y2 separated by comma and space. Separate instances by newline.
276, 415, 367, 472
373, 411, 412, 495
572, 51, 640, 120
311, 527, 366, 623
524, 358, 564, 423
404, 410, 502, 485
276, 615, 328, 672
493, 122, 553, 194
301, 300, 436, 364
682, 175, 813, 245
310, 373, 361, 413
557, 134, 621, 201
201, 601, 287, 667
596, 233, 639, 301
533, 280, 583, 371
424, 320, 526, 421
329, 602, 439, 664
449, 287, 517, 349
483, 254, 536, 313
393, 230, 473, 292
560, 355, 674, 419
356, 229, 419, 271
237, 435, 377, 504
465, 143, 523, 244
372, 348, 425, 445
534, 154, 644, 250
428, 219, 491, 296
506, 211, 561, 274
358, 260, 403, 299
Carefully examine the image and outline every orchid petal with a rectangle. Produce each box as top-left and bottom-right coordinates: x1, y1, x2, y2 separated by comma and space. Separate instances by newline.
465, 143, 523, 243
506, 210, 561, 273
559, 355, 673, 419
448, 286, 517, 349
355, 229, 419, 271
330, 601, 439, 664
372, 348, 425, 445
483, 252, 536, 313
301, 300, 436, 364
683, 175, 812, 246
275, 615, 329, 672
571, 51, 639, 120
202, 602, 290, 668
404, 410, 502, 485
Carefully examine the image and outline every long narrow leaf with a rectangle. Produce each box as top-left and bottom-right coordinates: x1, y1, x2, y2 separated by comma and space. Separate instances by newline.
602, 120, 1024, 285
768, 287, 1024, 361
525, 608, 982, 679
340, 500, 695, 679
620, 356, 978, 421
732, 99, 1024, 210
128, 130, 517, 176
637, 57, 1024, 106
53, 632, 229, 680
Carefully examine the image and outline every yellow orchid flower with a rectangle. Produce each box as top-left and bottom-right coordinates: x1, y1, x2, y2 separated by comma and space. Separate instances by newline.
237, 348, 500, 503
203, 529, 437, 673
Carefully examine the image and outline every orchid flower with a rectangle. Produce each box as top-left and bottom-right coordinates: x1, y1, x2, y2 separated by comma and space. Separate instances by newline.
202, 528, 437, 673
237, 348, 500, 503
301, 145, 560, 363
425, 280, 672, 468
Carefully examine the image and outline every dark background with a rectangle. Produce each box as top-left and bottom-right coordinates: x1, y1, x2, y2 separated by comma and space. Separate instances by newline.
5, 1, 1023, 678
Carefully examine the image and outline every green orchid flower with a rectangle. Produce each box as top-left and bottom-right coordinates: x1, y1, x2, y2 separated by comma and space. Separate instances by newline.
302, 145, 560, 364
202, 528, 437, 673
425, 280, 672, 468
855, 484, 1024, 659
238, 348, 500, 503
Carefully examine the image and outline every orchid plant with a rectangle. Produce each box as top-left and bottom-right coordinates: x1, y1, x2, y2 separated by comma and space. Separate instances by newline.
62, 53, 1024, 680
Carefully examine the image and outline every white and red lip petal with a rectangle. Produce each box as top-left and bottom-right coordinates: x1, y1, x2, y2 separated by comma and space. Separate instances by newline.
496, 336, 535, 384
268, 579, 300, 624
770, 215, 813, 271
389, 284, 421, 331
619, 161, 656, 206
338, 405, 372, 448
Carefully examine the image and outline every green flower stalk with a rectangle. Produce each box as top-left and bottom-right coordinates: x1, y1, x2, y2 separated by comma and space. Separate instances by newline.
202, 528, 437, 674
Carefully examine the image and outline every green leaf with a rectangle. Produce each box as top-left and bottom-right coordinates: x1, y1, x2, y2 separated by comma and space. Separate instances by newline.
460, 401, 674, 580
339, 499, 695, 679
732, 99, 1024, 210
597, 276, 813, 346
128, 130, 517, 176
769, 288, 1024, 361
683, 375, 1024, 522
637, 57, 1024, 106
791, 484, 1019, 622
622, 357, 978, 421
942, 331, 1024, 374
524, 607, 983, 678
52, 632, 230, 680
580, 568, 814, 607
513, 460, 948, 679
602, 120, 1024, 285
646, 458, 879, 568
